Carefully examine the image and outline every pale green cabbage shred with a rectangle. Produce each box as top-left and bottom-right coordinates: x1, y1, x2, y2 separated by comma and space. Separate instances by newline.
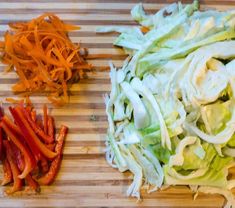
98, 1, 235, 207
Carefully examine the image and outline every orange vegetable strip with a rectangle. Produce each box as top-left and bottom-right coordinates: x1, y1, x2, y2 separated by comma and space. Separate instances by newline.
10, 141, 39, 191
6, 97, 24, 104
1, 13, 91, 105
141, 26, 150, 33
21, 106, 53, 144
25, 174, 40, 192
66, 49, 78, 63
2, 116, 22, 136
46, 143, 55, 152
10, 141, 25, 172
9, 107, 42, 161
13, 107, 57, 159
43, 104, 48, 135
0, 127, 3, 161
4, 140, 23, 194
19, 35, 33, 50
31, 110, 37, 122
1, 157, 13, 186
64, 24, 81, 31
38, 125, 68, 185
48, 116, 54, 138
40, 156, 49, 174
1, 120, 36, 179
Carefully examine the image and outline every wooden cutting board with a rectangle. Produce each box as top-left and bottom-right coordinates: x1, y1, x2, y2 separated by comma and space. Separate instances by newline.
0, 0, 234, 207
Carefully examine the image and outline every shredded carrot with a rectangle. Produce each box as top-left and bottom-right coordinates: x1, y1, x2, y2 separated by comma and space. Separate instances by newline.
43, 104, 48, 135
5, 98, 24, 104
140, 26, 150, 33
0, 14, 91, 105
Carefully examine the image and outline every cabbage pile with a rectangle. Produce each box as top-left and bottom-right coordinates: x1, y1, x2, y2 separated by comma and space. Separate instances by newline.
98, 1, 235, 207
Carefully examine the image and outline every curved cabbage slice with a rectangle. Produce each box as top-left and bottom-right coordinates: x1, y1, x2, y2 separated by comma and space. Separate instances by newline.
184, 107, 235, 145
121, 81, 150, 129
179, 41, 235, 106
169, 136, 199, 167
131, 78, 171, 150
164, 155, 233, 188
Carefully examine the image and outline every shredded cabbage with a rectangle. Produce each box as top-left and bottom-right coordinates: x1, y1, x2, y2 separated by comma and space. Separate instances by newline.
99, 1, 235, 207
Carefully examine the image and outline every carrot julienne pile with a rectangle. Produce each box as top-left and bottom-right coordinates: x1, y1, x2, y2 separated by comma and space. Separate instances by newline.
0, 13, 91, 105
0, 99, 68, 194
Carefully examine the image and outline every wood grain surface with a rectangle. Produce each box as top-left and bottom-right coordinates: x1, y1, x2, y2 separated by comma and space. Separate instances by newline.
0, 0, 234, 207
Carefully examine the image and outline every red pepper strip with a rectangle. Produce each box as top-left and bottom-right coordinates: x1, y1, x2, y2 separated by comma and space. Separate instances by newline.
0, 107, 4, 160
25, 96, 32, 106
43, 104, 48, 135
12, 107, 57, 159
46, 143, 55, 152
25, 174, 40, 192
1, 121, 36, 179
2, 116, 22, 136
10, 141, 25, 171
36, 118, 44, 131
0, 127, 3, 161
1, 157, 13, 185
48, 116, 54, 139
31, 165, 39, 177
40, 156, 49, 174
3, 140, 23, 194
10, 141, 40, 192
21, 106, 54, 144
0, 106, 4, 117
38, 125, 68, 185
31, 110, 36, 122
9, 107, 42, 161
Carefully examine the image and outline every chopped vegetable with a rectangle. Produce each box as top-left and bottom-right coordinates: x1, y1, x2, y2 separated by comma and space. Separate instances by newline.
43, 104, 48, 135
1, 157, 13, 186
11, 106, 57, 159
38, 125, 68, 185
3, 140, 23, 194
48, 116, 55, 138
0, 14, 91, 105
0, 99, 68, 194
1, 118, 36, 179
98, 1, 235, 207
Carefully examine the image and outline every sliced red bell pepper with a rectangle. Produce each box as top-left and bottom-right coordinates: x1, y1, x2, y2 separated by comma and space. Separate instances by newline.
10, 141, 40, 192
25, 174, 40, 192
46, 143, 55, 152
0, 107, 4, 160
0, 106, 4, 117
38, 125, 68, 185
1, 157, 13, 186
11, 107, 57, 159
1, 121, 36, 179
0, 127, 3, 161
40, 155, 49, 174
21, 106, 54, 144
37, 119, 44, 132
2, 116, 23, 137
31, 110, 36, 122
9, 107, 42, 161
30, 164, 39, 177
3, 140, 23, 194
10, 141, 25, 171
43, 104, 48, 135
48, 116, 54, 139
